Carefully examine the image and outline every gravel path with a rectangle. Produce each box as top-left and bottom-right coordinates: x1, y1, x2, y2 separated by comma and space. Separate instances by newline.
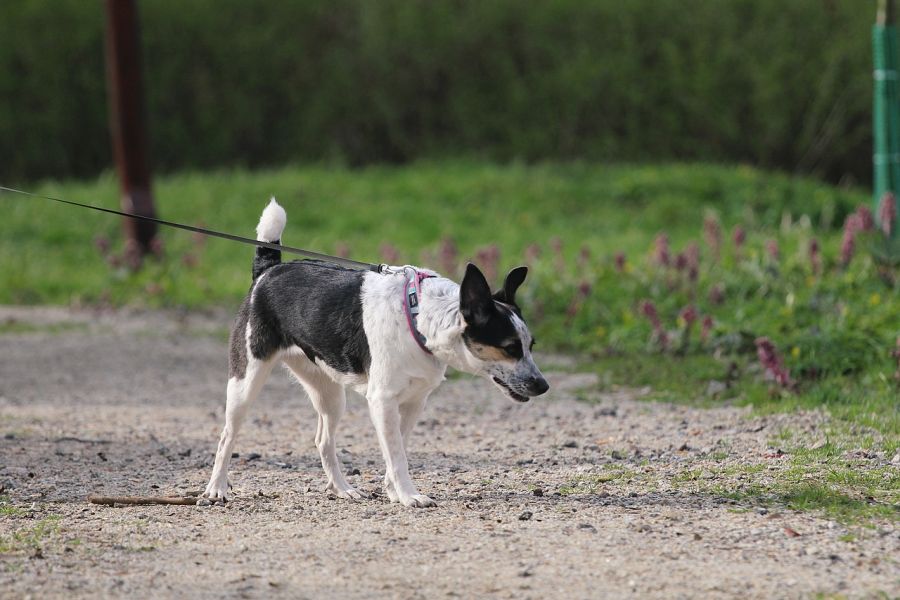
0, 306, 897, 599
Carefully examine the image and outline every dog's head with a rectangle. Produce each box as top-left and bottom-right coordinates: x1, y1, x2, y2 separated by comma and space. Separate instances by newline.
458, 263, 549, 402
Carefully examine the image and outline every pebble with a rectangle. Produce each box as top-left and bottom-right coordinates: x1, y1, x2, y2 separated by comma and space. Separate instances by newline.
577, 523, 597, 533
518, 511, 533, 521
532, 488, 544, 497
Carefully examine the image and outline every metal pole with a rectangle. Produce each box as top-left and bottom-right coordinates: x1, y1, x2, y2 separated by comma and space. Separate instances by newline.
104, 0, 158, 264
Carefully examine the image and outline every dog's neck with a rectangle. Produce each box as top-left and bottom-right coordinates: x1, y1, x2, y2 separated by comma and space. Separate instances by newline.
414, 277, 475, 373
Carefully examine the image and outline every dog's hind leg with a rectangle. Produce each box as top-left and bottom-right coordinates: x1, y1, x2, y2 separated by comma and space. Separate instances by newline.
202, 356, 275, 503
282, 355, 363, 500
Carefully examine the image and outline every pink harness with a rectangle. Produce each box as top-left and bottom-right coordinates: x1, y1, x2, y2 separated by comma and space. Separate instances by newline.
402, 267, 435, 355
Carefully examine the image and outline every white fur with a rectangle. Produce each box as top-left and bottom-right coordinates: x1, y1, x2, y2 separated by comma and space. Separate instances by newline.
255, 198, 286, 242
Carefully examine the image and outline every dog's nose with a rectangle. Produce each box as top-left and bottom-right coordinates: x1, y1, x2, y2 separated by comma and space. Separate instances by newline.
527, 376, 549, 396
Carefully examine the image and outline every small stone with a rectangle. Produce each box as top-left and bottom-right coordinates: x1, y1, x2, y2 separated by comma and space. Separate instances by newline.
693, 533, 702, 541
891, 453, 900, 465
677, 443, 691, 452
756, 507, 768, 515
518, 511, 533, 521
231, 452, 239, 458
562, 440, 578, 448
348, 468, 361, 476
246, 452, 261, 461
532, 488, 544, 497
577, 523, 597, 533
611, 450, 625, 460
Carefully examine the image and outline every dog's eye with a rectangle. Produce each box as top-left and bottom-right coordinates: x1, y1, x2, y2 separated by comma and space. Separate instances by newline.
504, 343, 522, 356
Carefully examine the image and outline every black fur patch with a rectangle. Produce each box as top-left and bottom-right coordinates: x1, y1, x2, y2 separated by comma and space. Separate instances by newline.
462, 303, 522, 359
252, 240, 282, 280
235, 260, 371, 376
228, 297, 251, 379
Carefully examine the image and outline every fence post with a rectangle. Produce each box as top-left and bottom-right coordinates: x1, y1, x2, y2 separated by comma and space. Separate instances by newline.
104, 0, 159, 264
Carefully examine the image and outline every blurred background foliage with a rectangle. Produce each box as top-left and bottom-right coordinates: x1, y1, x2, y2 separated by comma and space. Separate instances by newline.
0, 0, 871, 184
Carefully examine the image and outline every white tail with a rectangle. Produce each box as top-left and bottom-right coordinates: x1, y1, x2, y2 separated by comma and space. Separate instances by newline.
256, 198, 286, 242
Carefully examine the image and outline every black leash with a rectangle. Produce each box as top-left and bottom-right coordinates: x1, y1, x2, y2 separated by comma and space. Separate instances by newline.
0, 185, 382, 272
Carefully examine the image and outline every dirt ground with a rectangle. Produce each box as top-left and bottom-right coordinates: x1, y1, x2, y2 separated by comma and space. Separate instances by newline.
0, 306, 897, 599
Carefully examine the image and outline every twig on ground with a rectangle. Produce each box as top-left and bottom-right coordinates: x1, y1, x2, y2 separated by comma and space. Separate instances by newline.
88, 495, 199, 506
55, 437, 112, 444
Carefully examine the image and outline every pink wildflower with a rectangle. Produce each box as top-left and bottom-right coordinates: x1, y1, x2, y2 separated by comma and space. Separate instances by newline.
855, 205, 874, 231
685, 242, 700, 281
379, 243, 400, 265
94, 235, 110, 256
438, 237, 458, 275
892, 337, 900, 386
708, 283, 725, 305
765, 239, 780, 262
809, 238, 821, 275
614, 252, 627, 273
653, 234, 671, 267
181, 253, 198, 268
879, 192, 897, 237
640, 300, 668, 349
191, 223, 207, 248
565, 281, 592, 321
840, 214, 864, 267
550, 237, 564, 270
334, 242, 351, 259
755, 337, 792, 388
577, 245, 591, 269
149, 236, 164, 259
674, 252, 687, 272
124, 239, 142, 271
700, 315, 714, 342
732, 225, 746, 254
476, 244, 500, 281
679, 305, 697, 326
703, 215, 721, 260
640, 300, 662, 329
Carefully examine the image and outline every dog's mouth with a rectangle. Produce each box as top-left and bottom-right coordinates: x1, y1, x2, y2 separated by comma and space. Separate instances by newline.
492, 377, 529, 403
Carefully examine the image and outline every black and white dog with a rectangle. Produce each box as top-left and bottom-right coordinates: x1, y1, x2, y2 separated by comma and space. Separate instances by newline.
202, 200, 549, 507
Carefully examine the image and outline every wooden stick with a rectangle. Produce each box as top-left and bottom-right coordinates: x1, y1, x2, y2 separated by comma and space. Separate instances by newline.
88, 495, 199, 506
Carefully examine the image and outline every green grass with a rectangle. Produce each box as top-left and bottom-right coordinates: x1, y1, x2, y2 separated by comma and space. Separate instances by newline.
0, 320, 87, 336
0, 161, 863, 307
0, 514, 61, 554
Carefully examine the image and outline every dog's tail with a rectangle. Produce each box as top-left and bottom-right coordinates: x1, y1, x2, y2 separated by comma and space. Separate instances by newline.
252, 198, 286, 280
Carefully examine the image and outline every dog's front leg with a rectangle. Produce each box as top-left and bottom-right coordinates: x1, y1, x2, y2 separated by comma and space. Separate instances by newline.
367, 391, 435, 508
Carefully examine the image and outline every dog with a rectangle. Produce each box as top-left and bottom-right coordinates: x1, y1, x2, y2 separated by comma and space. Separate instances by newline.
201, 199, 549, 507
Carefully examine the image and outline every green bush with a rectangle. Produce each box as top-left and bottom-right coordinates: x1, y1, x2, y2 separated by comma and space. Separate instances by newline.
0, 1, 872, 183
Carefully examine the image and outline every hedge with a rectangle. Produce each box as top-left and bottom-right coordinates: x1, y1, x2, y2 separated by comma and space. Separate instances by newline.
0, 0, 872, 183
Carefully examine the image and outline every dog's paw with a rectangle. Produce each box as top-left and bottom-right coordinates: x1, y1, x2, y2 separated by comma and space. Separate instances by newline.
399, 493, 436, 508
325, 481, 366, 501
200, 481, 231, 505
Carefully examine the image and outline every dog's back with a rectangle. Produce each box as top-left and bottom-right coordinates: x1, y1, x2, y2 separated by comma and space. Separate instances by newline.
229, 199, 370, 380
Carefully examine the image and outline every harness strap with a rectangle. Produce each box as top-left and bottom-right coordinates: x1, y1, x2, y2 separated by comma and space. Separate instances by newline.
402, 267, 435, 355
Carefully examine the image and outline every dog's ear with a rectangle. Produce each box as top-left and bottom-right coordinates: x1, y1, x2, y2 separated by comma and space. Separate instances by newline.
460, 263, 494, 325
493, 266, 528, 305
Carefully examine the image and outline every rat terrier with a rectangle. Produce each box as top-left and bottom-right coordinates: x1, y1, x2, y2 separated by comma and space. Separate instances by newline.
201, 199, 549, 507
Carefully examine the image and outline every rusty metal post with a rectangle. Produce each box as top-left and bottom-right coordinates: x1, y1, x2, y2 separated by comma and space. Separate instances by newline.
104, 0, 158, 264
